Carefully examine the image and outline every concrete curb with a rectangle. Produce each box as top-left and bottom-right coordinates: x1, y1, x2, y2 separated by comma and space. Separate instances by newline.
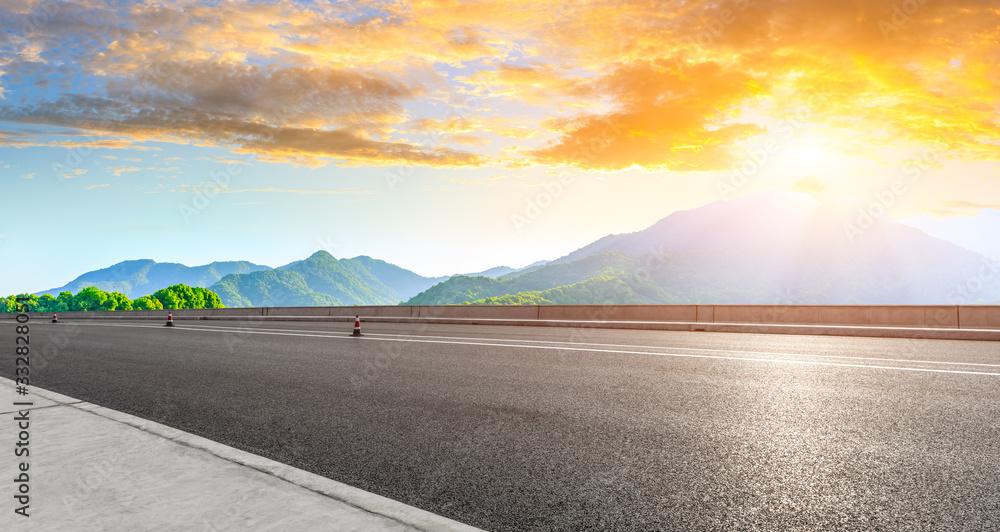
22, 382, 484, 532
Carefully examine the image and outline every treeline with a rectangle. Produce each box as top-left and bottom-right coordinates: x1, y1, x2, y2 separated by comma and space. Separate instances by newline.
467, 276, 651, 305
1, 284, 224, 313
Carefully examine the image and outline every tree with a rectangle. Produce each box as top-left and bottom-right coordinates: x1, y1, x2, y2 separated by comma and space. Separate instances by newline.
194, 287, 224, 309
1, 284, 221, 313
37, 294, 56, 313
72, 286, 109, 311
102, 291, 133, 311
152, 286, 183, 309
11, 293, 40, 313
132, 295, 163, 310
151, 284, 224, 309
55, 292, 73, 312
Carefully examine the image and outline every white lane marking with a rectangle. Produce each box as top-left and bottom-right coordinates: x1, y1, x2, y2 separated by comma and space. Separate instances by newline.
58, 321, 1000, 377
120, 322, 1000, 369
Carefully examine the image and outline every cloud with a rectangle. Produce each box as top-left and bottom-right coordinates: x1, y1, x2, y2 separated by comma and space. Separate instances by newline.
200, 156, 251, 166
929, 200, 1000, 216
86, 184, 109, 189
411, 115, 538, 142
1, 0, 999, 173
529, 0, 1000, 167
0, 130, 157, 151
461, 63, 589, 106
790, 176, 827, 195
59, 168, 87, 179
940, 200, 1000, 210
234, 125, 488, 167
1, 94, 486, 167
444, 134, 491, 146
109, 167, 142, 177
0, 1, 489, 168
99, 59, 417, 129
531, 59, 765, 171
21, 173, 35, 179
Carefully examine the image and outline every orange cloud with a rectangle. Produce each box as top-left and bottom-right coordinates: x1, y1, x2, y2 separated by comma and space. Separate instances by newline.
532, 59, 765, 170
109, 167, 142, 177
2, 0, 999, 173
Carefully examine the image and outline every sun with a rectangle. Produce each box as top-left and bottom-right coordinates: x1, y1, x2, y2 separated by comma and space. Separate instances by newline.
760, 139, 864, 193
784, 145, 832, 166
765, 140, 853, 178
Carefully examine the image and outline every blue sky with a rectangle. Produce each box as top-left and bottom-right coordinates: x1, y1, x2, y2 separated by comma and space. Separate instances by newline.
1, 134, 718, 293
2, 0, 999, 295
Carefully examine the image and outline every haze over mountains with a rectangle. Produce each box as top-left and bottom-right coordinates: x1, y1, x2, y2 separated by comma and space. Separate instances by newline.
37, 260, 271, 299
411, 191, 1000, 305
901, 209, 1000, 260
37, 190, 1000, 306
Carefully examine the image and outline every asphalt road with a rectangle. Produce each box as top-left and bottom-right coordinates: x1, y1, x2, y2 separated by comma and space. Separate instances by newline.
3, 319, 999, 531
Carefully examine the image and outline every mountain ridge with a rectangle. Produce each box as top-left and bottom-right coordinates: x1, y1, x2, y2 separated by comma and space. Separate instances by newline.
35, 251, 455, 307
38, 259, 272, 299
407, 190, 1000, 305
31, 191, 1000, 307
900, 208, 1000, 259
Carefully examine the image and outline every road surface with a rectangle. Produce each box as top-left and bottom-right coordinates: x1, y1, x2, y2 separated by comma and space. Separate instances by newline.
3, 319, 999, 530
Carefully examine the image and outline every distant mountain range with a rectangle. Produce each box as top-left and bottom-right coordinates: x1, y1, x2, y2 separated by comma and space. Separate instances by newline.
38, 253, 453, 307
900, 209, 1000, 259
37, 260, 271, 299
210, 252, 450, 307
407, 190, 1000, 305
36, 251, 537, 308
550, 191, 820, 264
35, 190, 1000, 306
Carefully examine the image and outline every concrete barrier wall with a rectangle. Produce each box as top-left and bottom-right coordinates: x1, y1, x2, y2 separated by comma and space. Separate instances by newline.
960, 306, 1000, 329
7, 305, 1000, 330
709, 305, 962, 328
537, 304, 699, 322
412, 305, 540, 319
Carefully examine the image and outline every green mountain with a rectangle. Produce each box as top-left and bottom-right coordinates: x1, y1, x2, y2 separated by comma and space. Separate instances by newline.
468, 276, 651, 305
40, 251, 449, 308
407, 251, 676, 305
33, 190, 1000, 308
210, 269, 342, 308
279, 251, 401, 305
210, 251, 443, 308
462, 266, 518, 278
340, 255, 449, 297
38, 259, 271, 299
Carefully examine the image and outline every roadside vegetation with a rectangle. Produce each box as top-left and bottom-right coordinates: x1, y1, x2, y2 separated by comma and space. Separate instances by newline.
1, 284, 224, 313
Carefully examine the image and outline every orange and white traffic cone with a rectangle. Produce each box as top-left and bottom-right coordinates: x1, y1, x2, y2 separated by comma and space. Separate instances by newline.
165, 311, 175, 327
352, 314, 362, 336
51, 313, 59, 323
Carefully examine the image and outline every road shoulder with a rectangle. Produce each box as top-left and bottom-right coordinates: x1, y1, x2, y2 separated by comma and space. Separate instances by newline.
1, 377, 483, 531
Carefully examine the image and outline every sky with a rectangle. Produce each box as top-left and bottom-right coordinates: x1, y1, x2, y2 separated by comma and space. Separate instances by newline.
1, 0, 999, 295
